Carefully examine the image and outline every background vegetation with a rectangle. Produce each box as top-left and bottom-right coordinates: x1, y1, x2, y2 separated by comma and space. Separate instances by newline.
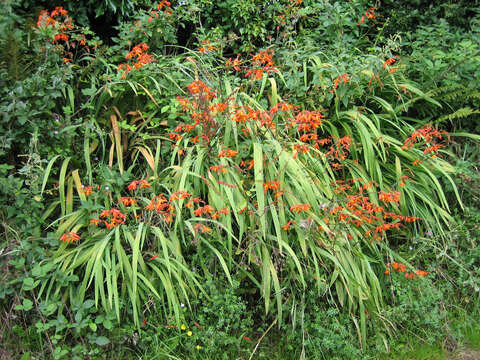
1, 0, 479, 359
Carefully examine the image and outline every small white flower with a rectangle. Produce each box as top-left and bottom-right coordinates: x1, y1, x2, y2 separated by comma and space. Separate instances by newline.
180, 303, 185, 308
54, 130, 59, 135
105, 186, 110, 191
409, 247, 413, 251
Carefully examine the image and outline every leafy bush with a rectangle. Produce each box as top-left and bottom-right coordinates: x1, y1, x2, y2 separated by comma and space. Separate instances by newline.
283, 294, 363, 360
384, 272, 449, 344
378, 0, 479, 35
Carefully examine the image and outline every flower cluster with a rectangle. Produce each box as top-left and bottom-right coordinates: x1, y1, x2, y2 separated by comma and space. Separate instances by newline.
225, 56, 242, 71
357, 7, 377, 26
81, 185, 94, 196
378, 190, 401, 203
193, 223, 212, 233
281, 220, 296, 231
37, 6, 70, 29
128, 179, 151, 191
59, 231, 80, 243
290, 203, 311, 214
383, 56, 398, 69
91, 209, 127, 229
333, 73, 350, 90
218, 149, 238, 158
311, 180, 422, 240
385, 262, 428, 279
402, 125, 449, 159
325, 136, 354, 164
263, 181, 280, 193
147, 0, 173, 21
145, 194, 176, 222
193, 205, 214, 217
210, 165, 228, 174
186, 80, 217, 100
120, 197, 137, 206
198, 40, 216, 53
118, 43, 156, 79
292, 110, 324, 133
169, 81, 229, 148
245, 49, 278, 80
37, 7, 96, 63
239, 159, 254, 170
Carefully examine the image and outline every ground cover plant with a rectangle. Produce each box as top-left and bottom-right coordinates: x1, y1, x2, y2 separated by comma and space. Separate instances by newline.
1, 0, 480, 359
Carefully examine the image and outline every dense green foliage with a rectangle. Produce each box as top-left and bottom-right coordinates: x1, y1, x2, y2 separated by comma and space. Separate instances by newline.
1, 0, 479, 359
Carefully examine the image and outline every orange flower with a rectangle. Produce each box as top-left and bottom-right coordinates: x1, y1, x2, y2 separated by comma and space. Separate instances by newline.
59, 232, 81, 243
82, 185, 93, 196
120, 197, 137, 206
210, 165, 228, 174
424, 144, 444, 155
245, 49, 277, 80
128, 179, 151, 191
293, 144, 309, 158
90, 218, 102, 226
218, 206, 229, 215
239, 160, 254, 170
274, 191, 284, 199
126, 43, 149, 60
139, 180, 151, 188
290, 203, 311, 214
53, 33, 69, 43
226, 56, 242, 71
299, 133, 318, 142
378, 191, 401, 203
218, 149, 238, 158
98, 209, 126, 227
238, 206, 247, 214
157, 0, 171, 9
263, 181, 280, 193
416, 269, 428, 277
402, 126, 448, 151
281, 220, 296, 231
198, 40, 216, 53
333, 73, 350, 90
193, 224, 212, 233
51, 6, 68, 17
193, 205, 215, 217
128, 181, 138, 191
186, 80, 216, 100
169, 191, 192, 201
325, 136, 353, 161
100, 209, 111, 218
293, 110, 324, 132
110, 209, 126, 223
383, 57, 398, 68
212, 206, 229, 219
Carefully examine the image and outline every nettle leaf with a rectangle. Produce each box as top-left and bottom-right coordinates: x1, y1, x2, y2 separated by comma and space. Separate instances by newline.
94, 336, 110, 346
14, 299, 33, 311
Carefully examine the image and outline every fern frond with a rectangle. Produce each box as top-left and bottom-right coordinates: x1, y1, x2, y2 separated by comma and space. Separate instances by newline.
437, 107, 480, 124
